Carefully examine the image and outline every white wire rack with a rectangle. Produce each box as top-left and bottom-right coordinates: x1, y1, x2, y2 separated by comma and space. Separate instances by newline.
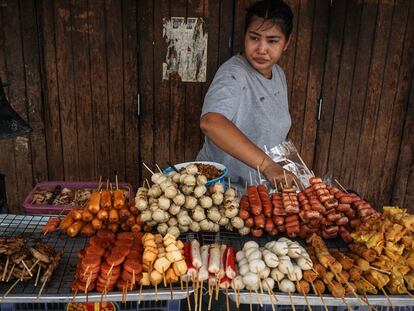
198, 231, 414, 307
0, 214, 192, 303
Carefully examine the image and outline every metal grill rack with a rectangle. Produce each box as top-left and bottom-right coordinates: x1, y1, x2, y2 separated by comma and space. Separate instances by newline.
198, 231, 414, 307
0, 214, 192, 303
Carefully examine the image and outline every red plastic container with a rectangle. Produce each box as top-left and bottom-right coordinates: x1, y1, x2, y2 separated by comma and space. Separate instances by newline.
22, 181, 133, 215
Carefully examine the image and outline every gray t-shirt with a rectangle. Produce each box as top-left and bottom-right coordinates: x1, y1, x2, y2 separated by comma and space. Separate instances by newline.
197, 54, 291, 190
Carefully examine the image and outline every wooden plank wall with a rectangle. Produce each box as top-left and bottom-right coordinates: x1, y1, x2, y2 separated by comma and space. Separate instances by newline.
0, 0, 412, 213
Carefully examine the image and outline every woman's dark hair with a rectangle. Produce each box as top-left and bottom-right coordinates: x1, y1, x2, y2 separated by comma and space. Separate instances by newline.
245, 0, 293, 38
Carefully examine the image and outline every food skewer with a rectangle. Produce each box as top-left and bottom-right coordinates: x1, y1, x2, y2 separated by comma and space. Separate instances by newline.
1, 256, 9, 281
249, 289, 253, 311
20, 260, 33, 277
186, 277, 192, 311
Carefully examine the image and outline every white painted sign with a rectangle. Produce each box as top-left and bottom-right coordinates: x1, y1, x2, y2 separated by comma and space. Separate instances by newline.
162, 17, 208, 82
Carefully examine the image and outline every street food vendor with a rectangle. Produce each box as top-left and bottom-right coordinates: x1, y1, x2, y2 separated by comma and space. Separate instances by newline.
197, 0, 297, 190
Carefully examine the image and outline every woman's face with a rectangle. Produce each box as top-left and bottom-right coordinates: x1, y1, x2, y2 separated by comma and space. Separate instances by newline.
243, 17, 290, 78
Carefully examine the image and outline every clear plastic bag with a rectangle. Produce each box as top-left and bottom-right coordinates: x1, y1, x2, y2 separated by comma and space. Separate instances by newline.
264, 140, 313, 188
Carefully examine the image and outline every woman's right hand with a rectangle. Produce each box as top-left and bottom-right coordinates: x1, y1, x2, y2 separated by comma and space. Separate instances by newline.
261, 158, 302, 189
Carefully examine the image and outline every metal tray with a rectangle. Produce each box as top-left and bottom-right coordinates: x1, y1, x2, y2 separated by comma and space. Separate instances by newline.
198, 231, 414, 307
0, 214, 193, 303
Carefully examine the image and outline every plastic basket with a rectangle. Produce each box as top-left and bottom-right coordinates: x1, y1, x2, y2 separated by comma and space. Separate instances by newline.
22, 181, 133, 215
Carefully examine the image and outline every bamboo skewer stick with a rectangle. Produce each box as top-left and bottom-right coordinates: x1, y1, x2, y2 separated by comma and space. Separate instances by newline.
29, 259, 40, 273
21, 260, 33, 277
37, 277, 48, 300
287, 290, 297, 311
208, 282, 213, 311
162, 268, 167, 287
266, 285, 276, 311
83, 265, 90, 277
254, 289, 263, 307
34, 265, 41, 287
186, 277, 191, 311
362, 291, 378, 311
380, 287, 395, 310
180, 275, 183, 291
369, 266, 391, 275
155, 164, 163, 173
295, 280, 311, 311
257, 166, 262, 183
284, 170, 288, 187
256, 269, 264, 296
142, 162, 155, 175
169, 281, 173, 300
194, 277, 198, 311
106, 263, 114, 276
405, 290, 414, 298
340, 297, 353, 311
6, 264, 15, 282
264, 278, 278, 302
198, 282, 203, 311
310, 281, 328, 311
1, 256, 9, 281
334, 179, 348, 193
1, 279, 20, 301
85, 271, 92, 295
249, 289, 253, 311
138, 283, 143, 305
215, 275, 220, 301
71, 289, 78, 304
155, 283, 158, 302
233, 286, 239, 309
297, 153, 312, 176
225, 285, 230, 311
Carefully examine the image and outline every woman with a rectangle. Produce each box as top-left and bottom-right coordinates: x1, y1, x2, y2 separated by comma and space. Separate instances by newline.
197, 0, 298, 190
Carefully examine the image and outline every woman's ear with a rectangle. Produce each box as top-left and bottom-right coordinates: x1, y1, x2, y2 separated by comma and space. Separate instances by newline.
283, 36, 292, 51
